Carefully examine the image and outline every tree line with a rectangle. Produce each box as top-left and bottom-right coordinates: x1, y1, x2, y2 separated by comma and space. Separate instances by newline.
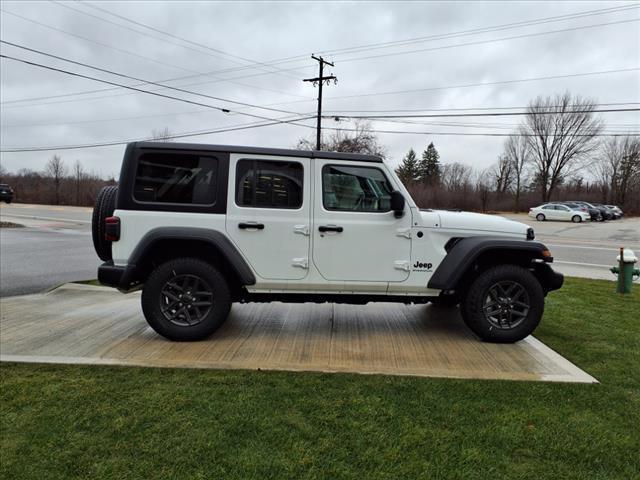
390, 92, 640, 214
0, 155, 116, 207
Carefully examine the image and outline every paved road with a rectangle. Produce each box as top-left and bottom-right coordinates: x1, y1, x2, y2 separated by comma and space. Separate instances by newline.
502, 213, 640, 281
1, 204, 638, 297
0, 203, 98, 297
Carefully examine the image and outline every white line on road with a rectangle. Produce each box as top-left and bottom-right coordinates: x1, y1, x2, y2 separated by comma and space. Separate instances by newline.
555, 260, 612, 268
546, 243, 621, 252
0, 213, 91, 224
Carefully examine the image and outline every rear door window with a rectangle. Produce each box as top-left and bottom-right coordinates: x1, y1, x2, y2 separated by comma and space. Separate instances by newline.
235, 159, 303, 209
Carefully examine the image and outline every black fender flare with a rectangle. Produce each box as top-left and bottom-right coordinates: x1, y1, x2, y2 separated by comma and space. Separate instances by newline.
427, 236, 554, 291
120, 227, 256, 289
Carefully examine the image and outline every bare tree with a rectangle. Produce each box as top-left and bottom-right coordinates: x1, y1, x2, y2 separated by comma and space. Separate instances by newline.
493, 154, 513, 194
598, 135, 640, 206
502, 134, 530, 212
297, 121, 386, 158
45, 155, 66, 205
151, 126, 174, 142
73, 160, 85, 205
476, 169, 493, 213
441, 162, 472, 191
523, 92, 603, 202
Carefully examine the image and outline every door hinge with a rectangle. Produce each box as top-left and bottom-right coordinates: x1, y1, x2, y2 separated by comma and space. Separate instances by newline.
293, 224, 310, 236
394, 260, 411, 272
396, 228, 411, 239
292, 258, 309, 269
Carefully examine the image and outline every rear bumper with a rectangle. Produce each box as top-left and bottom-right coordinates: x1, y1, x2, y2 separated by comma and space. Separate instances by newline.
98, 262, 125, 288
97, 261, 138, 292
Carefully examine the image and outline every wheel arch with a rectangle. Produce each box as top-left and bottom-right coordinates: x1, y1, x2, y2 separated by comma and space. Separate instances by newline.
121, 227, 256, 293
428, 236, 561, 293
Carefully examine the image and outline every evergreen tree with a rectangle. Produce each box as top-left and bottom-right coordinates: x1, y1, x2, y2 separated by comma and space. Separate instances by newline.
418, 142, 441, 185
395, 148, 419, 184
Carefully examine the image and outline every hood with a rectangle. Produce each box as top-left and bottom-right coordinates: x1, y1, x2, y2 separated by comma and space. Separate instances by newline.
424, 210, 529, 238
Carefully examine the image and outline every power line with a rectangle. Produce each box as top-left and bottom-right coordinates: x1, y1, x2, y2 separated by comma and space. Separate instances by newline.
4, 116, 634, 153
0, 7, 311, 101
320, 124, 639, 138
261, 3, 639, 66
322, 68, 640, 102
74, 0, 307, 80
0, 41, 304, 117
325, 107, 640, 120
0, 54, 316, 129
0, 115, 313, 153
3, 4, 636, 108
335, 18, 640, 65
324, 102, 640, 114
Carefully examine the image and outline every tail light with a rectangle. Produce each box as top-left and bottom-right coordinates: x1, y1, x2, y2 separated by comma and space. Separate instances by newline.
105, 216, 120, 241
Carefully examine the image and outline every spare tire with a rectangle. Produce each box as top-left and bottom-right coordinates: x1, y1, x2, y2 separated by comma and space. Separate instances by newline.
92, 186, 118, 261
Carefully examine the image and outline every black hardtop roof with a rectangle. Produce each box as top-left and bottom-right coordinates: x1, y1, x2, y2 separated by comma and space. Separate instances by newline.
131, 141, 383, 163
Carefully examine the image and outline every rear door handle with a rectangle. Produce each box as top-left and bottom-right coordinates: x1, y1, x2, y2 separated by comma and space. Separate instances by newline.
318, 225, 343, 233
238, 222, 265, 230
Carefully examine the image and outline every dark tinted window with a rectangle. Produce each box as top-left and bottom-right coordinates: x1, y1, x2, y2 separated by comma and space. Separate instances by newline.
236, 160, 303, 209
134, 153, 218, 204
322, 165, 393, 212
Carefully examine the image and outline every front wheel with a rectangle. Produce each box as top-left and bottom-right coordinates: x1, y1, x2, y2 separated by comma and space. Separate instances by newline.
461, 265, 544, 343
571, 215, 582, 223
141, 258, 231, 341
536, 213, 545, 221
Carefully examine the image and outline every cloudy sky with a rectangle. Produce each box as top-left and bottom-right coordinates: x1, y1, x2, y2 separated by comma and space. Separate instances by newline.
1, 0, 638, 178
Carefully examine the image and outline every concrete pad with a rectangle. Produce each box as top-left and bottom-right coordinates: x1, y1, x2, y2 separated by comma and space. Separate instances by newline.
0, 284, 597, 383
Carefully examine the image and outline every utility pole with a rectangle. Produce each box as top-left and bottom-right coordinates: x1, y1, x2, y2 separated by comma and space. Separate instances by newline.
303, 55, 337, 150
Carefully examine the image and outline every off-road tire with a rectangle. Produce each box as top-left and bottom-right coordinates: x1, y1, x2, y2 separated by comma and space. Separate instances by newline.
461, 264, 544, 343
141, 258, 231, 341
536, 213, 545, 221
571, 215, 582, 223
92, 186, 118, 261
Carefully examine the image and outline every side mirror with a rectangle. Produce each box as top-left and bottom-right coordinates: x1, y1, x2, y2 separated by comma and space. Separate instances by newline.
390, 190, 405, 218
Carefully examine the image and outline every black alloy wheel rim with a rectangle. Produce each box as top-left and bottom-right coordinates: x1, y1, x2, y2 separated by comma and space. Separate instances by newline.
160, 274, 214, 327
482, 281, 530, 330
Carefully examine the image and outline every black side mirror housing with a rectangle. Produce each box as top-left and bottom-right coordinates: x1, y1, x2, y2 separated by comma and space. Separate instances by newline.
390, 190, 405, 218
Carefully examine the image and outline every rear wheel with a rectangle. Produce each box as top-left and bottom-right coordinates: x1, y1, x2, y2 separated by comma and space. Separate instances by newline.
91, 186, 118, 261
141, 258, 231, 341
461, 264, 544, 343
536, 213, 545, 221
571, 215, 582, 223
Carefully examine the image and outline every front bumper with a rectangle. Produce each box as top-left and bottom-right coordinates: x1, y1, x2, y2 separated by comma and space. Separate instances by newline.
535, 263, 564, 293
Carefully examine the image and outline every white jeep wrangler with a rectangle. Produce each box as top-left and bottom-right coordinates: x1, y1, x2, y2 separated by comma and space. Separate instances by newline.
93, 142, 563, 343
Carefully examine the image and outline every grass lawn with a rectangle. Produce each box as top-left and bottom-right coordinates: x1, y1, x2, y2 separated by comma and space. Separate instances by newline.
1, 277, 638, 480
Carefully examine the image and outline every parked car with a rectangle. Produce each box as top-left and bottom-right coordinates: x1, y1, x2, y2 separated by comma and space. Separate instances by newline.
591, 203, 615, 220
564, 201, 604, 222
562, 203, 590, 215
606, 205, 623, 218
529, 203, 590, 223
91, 142, 564, 344
0, 184, 14, 204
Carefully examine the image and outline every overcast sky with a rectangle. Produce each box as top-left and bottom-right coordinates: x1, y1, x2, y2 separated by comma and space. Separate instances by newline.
1, 0, 638, 178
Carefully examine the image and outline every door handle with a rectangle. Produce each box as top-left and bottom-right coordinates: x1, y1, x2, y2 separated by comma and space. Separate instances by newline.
318, 225, 343, 233
238, 222, 265, 230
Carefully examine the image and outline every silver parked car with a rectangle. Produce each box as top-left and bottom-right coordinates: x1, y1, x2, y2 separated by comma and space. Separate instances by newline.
529, 203, 590, 223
